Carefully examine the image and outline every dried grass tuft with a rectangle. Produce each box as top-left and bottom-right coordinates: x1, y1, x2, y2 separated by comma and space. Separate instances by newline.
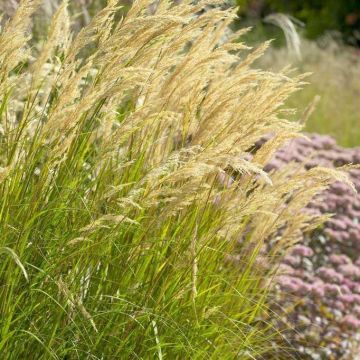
0, 1, 351, 358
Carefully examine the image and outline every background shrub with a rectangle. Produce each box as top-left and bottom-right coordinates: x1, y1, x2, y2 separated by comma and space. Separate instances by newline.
255, 38, 360, 148
236, 0, 360, 46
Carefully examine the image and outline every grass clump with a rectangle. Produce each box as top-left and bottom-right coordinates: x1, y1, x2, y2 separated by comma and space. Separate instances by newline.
0, 1, 348, 358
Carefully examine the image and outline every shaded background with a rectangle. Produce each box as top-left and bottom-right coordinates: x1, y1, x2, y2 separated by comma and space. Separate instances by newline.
237, 0, 360, 45
233, 0, 360, 147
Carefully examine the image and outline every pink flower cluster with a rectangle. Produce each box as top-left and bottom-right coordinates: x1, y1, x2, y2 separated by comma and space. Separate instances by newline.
260, 134, 360, 359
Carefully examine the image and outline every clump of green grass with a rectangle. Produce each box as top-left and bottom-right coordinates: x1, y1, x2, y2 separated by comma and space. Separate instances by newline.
0, 1, 348, 358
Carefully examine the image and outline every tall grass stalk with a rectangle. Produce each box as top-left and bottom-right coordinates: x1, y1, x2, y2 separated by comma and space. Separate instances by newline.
0, 1, 350, 358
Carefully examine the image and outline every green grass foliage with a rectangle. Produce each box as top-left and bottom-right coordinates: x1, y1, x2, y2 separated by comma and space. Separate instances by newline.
0, 1, 348, 358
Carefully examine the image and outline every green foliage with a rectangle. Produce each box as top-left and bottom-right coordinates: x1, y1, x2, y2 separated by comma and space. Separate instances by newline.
256, 39, 360, 147
269, 0, 359, 40
292, 82, 360, 147
236, 0, 360, 44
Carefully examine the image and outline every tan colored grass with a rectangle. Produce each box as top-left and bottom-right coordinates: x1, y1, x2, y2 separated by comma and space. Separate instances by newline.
0, 0, 351, 282
0, 1, 354, 357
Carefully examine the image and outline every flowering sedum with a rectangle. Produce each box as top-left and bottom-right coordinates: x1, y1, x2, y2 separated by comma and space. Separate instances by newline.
261, 134, 360, 359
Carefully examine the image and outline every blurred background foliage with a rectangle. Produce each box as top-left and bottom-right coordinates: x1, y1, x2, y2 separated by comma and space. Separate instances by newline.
236, 0, 360, 46
234, 0, 360, 148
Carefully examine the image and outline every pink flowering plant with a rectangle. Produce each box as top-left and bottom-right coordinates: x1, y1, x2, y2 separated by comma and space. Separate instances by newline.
262, 134, 360, 359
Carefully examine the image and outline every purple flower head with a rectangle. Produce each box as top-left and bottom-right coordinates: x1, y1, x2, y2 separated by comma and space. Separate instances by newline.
334, 301, 345, 311
277, 264, 294, 275
278, 276, 310, 295
349, 228, 360, 242
329, 254, 351, 266
330, 182, 350, 195
311, 280, 325, 297
323, 284, 340, 296
341, 315, 360, 330
354, 283, 360, 294
324, 228, 343, 242
317, 267, 344, 284
283, 255, 302, 268
338, 264, 360, 280
328, 218, 348, 231
354, 305, 360, 317
339, 285, 351, 295
338, 294, 356, 304
292, 245, 314, 258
